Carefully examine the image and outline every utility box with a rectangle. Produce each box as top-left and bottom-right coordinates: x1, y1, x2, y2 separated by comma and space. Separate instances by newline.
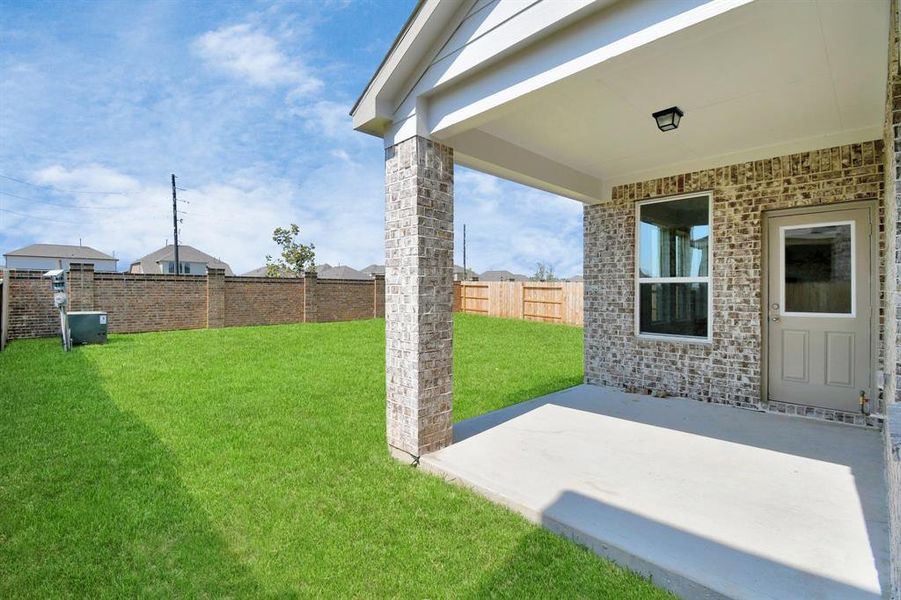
68, 311, 108, 345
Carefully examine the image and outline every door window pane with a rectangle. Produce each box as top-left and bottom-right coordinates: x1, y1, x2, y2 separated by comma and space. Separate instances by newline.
639, 195, 709, 278
783, 224, 852, 314
639, 282, 708, 337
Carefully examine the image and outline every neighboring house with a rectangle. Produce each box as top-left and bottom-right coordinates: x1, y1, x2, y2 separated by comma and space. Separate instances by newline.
361, 263, 385, 276
240, 265, 300, 277
365, 263, 473, 280
453, 264, 476, 281
317, 265, 370, 280
129, 244, 233, 275
353, 1, 901, 597
3, 243, 117, 271
479, 270, 528, 282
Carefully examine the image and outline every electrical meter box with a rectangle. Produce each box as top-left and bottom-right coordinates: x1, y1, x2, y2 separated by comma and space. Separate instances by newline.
68, 311, 108, 345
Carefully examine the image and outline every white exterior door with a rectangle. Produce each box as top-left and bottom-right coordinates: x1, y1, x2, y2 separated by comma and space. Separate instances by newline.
766, 206, 872, 412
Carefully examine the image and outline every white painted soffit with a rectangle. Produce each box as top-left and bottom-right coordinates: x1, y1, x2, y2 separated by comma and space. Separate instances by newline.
435, 0, 888, 203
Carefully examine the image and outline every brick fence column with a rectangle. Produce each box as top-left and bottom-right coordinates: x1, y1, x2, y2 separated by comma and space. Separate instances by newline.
68, 263, 95, 311
0, 269, 8, 350
304, 270, 318, 322
372, 273, 385, 318
206, 268, 225, 328
385, 135, 454, 460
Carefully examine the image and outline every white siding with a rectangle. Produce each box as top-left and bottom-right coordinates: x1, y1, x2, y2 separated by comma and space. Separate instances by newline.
4, 256, 118, 272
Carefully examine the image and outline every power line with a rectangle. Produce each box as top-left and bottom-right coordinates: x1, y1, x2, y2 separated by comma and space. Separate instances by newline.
0, 190, 146, 212
0, 207, 88, 225
0, 173, 128, 195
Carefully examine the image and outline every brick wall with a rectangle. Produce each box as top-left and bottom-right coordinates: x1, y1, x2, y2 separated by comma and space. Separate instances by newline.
315, 279, 377, 322
5, 271, 58, 340
223, 276, 304, 327
4, 266, 384, 341
584, 139, 885, 412
93, 271, 208, 334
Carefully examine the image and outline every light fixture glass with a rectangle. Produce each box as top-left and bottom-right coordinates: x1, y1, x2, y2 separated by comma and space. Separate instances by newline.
652, 106, 683, 132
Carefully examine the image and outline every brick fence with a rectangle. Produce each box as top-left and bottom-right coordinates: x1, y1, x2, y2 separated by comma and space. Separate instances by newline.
1, 263, 385, 342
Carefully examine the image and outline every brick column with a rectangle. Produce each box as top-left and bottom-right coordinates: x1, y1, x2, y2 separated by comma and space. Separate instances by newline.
303, 270, 318, 322
68, 263, 95, 311
385, 135, 454, 460
883, 1, 901, 595
372, 273, 385, 318
206, 268, 225, 328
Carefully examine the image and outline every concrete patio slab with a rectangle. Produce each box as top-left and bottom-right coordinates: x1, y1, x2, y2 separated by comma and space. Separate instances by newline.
420, 385, 890, 599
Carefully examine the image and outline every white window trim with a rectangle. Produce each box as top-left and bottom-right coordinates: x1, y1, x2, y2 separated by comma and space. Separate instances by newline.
634, 191, 714, 343
779, 220, 856, 319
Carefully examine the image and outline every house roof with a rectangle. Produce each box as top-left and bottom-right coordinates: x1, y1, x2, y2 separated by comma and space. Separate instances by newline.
479, 270, 529, 282
240, 265, 301, 278
318, 265, 371, 280
4, 243, 115, 261
361, 264, 385, 275
130, 244, 233, 275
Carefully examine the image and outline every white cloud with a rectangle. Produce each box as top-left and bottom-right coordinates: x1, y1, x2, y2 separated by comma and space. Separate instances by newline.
193, 24, 321, 95
454, 167, 584, 278
2, 161, 387, 276
292, 99, 355, 141
33, 164, 141, 194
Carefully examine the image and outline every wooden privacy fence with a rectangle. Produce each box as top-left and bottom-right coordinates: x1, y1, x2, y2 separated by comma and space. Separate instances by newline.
454, 281, 583, 326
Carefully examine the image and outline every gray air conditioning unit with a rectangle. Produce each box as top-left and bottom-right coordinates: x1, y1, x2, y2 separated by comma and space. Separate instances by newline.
67, 311, 108, 345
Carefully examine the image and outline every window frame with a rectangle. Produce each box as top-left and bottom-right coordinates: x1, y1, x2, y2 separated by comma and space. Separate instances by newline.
779, 220, 856, 319
634, 191, 714, 343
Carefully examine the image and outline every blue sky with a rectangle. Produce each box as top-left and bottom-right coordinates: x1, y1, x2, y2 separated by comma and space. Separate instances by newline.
0, 0, 583, 277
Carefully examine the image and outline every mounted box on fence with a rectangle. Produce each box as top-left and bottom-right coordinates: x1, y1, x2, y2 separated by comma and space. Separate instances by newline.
68, 311, 108, 345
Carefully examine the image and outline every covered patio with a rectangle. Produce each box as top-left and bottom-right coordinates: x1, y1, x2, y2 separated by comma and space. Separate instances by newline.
422, 384, 890, 599
353, 0, 900, 597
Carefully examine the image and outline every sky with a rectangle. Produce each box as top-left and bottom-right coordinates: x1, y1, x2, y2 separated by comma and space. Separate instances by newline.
0, 0, 583, 278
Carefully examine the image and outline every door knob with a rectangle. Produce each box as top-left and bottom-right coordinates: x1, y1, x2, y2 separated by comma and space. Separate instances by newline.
770, 316, 780, 322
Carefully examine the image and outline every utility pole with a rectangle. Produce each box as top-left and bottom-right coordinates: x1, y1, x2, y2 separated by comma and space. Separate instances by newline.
171, 174, 180, 274
463, 224, 467, 281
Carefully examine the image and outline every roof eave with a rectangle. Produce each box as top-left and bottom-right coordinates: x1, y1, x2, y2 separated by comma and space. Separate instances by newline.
351, 0, 461, 136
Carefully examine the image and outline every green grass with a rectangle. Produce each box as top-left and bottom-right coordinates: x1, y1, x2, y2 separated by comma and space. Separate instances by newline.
0, 314, 668, 598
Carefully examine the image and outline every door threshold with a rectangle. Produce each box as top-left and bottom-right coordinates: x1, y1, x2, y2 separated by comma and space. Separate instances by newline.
765, 399, 883, 429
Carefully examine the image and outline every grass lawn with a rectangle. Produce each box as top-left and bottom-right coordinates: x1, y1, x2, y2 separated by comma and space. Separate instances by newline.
0, 314, 669, 598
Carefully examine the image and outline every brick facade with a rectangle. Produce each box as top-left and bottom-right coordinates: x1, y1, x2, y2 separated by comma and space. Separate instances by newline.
3, 266, 383, 341
384, 136, 454, 459
584, 139, 885, 411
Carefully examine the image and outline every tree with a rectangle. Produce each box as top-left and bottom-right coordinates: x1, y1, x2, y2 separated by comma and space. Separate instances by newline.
531, 261, 557, 282
265, 224, 315, 277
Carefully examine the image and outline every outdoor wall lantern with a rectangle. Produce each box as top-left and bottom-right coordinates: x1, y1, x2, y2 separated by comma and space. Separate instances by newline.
652, 106, 683, 132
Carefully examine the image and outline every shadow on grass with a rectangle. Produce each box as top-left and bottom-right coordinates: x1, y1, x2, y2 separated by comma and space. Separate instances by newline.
467, 513, 671, 599
0, 344, 261, 597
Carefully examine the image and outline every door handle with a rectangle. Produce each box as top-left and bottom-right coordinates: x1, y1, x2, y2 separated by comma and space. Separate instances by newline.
770, 316, 780, 322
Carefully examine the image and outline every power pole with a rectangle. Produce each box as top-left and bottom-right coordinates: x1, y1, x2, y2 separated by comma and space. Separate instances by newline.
171, 174, 180, 274
462, 224, 467, 281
